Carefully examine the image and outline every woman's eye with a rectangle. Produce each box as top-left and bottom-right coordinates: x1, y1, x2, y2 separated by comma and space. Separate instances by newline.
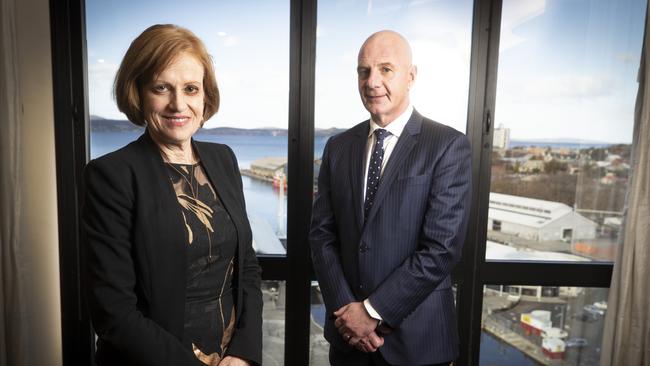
153, 84, 168, 92
185, 85, 199, 93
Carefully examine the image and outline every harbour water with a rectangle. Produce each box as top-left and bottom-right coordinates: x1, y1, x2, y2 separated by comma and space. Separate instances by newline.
90, 131, 329, 237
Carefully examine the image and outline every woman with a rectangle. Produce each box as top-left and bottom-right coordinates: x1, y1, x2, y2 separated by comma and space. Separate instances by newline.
83, 24, 262, 366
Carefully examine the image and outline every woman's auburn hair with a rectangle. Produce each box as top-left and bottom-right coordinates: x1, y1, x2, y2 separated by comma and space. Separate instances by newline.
114, 24, 219, 126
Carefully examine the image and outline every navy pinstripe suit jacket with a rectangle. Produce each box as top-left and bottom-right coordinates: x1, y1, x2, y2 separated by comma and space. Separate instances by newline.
310, 109, 472, 365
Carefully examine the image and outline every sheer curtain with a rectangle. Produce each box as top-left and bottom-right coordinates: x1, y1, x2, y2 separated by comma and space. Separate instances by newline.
0, 0, 27, 365
600, 7, 650, 366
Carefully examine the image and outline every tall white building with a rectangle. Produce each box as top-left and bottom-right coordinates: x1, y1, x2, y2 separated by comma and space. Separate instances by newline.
493, 123, 511, 150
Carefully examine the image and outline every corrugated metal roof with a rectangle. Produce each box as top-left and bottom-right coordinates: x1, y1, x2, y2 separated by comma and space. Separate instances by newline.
489, 193, 573, 225
489, 208, 554, 228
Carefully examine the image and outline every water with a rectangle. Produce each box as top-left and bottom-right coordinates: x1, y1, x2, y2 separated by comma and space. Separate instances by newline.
90, 131, 330, 165
509, 140, 615, 149
479, 332, 542, 366
90, 132, 329, 237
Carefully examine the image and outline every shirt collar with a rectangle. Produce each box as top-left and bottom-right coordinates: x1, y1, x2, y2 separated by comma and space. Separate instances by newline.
368, 104, 413, 139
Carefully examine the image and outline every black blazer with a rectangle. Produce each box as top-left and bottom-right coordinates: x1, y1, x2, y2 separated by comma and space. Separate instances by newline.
310, 110, 472, 364
83, 132, 262, 366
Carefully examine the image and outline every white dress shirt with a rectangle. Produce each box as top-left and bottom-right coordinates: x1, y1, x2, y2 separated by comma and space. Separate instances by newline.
362, 104, 414, 199
362, 104, 414, 322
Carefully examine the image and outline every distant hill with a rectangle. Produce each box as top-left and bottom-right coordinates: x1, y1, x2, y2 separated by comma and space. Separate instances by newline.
91, 117, 143, 132
90, 116, 345, 137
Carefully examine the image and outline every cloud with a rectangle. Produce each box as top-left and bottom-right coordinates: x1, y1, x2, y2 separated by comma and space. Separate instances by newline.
223, 36, 239, 47
408, 0, 439, 7
366, 0, 404, 15
88, 61, 122, 119
518, 75, 614, 100
499, 0, 546, 51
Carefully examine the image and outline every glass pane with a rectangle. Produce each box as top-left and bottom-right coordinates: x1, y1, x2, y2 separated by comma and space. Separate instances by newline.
86, 0, 290, 255
85, 1, 289, 364
487, 0, 646, 262
314, 0, 472, 134
481, 285, 608, 365
263, 280, 286, 366
311, 1, 473, 361
310, 281, 329, 366
486, 0, 646, 261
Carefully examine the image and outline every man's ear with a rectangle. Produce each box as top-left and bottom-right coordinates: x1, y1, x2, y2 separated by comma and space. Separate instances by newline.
409, 65, 417, 87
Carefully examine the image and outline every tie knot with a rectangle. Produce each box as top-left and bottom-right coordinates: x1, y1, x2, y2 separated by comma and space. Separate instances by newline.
374, 128, 389, 142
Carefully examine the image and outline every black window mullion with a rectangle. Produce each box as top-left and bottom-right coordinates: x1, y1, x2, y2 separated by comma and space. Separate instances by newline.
456, 0, 503, 365
482, 262, 613, 287
285, 0, 317, 365
50, 0, 94, 364
258, 256, 288, 280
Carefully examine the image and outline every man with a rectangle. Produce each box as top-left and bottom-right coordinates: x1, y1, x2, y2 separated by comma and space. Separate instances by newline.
310, 30, 472, 366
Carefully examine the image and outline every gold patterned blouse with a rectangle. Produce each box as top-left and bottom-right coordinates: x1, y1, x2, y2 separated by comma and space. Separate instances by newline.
165, 162, 237, 366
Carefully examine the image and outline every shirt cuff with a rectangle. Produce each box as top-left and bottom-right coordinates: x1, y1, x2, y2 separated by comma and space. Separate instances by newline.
363, 299, 383, 321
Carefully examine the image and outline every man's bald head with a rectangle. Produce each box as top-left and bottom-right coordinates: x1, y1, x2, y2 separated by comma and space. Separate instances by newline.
358, 30, 413, 66
357, 30, 417, 126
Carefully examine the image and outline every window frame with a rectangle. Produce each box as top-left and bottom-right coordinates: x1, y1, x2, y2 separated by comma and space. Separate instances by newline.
50, 0, 620, 365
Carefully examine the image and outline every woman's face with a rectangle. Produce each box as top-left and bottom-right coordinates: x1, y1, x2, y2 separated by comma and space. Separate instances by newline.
142, 52, 205, 147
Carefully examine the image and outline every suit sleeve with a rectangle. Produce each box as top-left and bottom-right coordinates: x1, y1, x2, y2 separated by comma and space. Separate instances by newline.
368, 134, 472, 328
83, 159, 204, 366
310, 140, 356, 313
222, 146, 263, 366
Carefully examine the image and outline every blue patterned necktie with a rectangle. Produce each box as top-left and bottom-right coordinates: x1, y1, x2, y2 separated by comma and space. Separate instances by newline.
364, 128, 390, 220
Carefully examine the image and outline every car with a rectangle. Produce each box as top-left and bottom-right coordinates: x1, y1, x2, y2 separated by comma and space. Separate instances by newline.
566, 338, 588, 348
584, 304, 605, 316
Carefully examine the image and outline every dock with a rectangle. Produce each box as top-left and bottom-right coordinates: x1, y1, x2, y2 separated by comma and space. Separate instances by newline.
482, 291, 572, 365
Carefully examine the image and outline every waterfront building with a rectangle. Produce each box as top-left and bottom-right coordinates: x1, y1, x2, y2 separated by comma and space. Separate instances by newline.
250, 157, 288, 179
488, 193, 598, 243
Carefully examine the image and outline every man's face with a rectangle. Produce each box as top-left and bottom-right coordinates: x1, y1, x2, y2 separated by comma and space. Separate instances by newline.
357, 34, 416, 126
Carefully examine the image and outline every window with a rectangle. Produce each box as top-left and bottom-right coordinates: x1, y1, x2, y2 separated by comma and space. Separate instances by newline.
86, 0, 290, 256
51, 0, 646, 364
481, 285, 608, 365
85, 0, 291, 361
472, 1, 645, 363
311, 0, 474, 363
486, 0, 645, 262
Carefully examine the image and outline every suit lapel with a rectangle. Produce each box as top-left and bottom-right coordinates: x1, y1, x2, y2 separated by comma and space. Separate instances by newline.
193, 141, 242, 227
193, 141, 247, 273
350, 122, 369, 231
364, 110, 422, 226
137, 132, 189, 296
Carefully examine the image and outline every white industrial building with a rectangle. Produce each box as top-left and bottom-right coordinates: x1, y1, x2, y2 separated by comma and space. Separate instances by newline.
488, 193, 597, 242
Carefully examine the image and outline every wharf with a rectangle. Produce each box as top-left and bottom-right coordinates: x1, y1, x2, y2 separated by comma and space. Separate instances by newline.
241, 169, 275, 183
482, 292, 570, 366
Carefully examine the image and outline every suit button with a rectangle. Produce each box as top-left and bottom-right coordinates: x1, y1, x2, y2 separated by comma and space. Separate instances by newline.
359, 244, 368, 252
359, 284, 364, 290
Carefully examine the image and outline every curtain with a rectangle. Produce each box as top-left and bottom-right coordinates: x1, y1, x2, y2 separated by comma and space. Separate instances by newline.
600, 6, 650, 365
0, 0, 27, 365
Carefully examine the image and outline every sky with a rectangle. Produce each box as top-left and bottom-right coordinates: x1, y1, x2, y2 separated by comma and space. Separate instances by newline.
86, 0, 646, 143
